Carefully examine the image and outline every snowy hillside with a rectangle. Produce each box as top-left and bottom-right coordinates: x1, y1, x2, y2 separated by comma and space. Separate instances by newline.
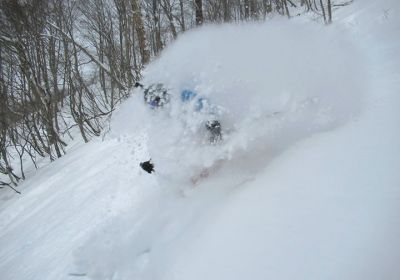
1, 0, 400, 279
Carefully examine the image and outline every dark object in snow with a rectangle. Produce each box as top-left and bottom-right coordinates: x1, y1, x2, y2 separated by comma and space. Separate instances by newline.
140, 160, 155, 174
134, 82, 144, 88
149, 96, 161, 108
206, 120, 222, 143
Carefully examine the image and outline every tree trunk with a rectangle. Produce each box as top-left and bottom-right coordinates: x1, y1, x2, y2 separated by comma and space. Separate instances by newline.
130, 0, 150, 64
283, 0, 290, 18
319, 0, 327, 23
327, 0, 332, 23
179, 0, 186, 31
152, 0, 163, 54
222, 0, 230, 22
195, 0, 203, 26
161, 0, 178, 40
244, 0, 250, 19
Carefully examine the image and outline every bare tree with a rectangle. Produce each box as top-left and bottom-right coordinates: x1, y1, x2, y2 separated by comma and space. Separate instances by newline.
160, 0, 178, 40
131, 0, 150, 64
195, 0, 203, 25
319, 0, 327, 23
222, 0, 231, 22
327, 0, 332, 23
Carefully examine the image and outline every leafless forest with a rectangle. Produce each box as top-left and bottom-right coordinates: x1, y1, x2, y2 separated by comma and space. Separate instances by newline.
0, 0, 343, 191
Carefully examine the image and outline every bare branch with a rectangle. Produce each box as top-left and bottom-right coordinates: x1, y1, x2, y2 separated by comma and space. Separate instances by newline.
47, 21, 127, 90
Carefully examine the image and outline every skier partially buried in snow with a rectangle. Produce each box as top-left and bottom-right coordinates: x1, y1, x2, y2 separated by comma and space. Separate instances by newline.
134, 82, 222, 174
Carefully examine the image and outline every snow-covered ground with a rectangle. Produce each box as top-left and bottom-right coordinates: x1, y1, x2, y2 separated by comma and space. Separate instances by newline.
1, 0, 400, 279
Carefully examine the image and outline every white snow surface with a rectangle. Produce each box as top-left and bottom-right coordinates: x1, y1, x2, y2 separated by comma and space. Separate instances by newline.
1, 1, 400, 279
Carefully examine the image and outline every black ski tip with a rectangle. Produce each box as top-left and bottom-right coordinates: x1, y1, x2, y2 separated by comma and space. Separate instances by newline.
140, 160, 155, 174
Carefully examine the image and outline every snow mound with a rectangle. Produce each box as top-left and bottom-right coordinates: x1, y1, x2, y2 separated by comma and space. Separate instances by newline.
110, 20, 368, 182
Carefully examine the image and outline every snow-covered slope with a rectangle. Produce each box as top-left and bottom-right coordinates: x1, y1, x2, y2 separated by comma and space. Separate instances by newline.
1, 1, 399, 279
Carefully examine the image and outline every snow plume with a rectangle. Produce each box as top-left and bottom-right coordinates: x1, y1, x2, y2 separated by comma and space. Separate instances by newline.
78, 18, 369, 278
110, 20, 368, 182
